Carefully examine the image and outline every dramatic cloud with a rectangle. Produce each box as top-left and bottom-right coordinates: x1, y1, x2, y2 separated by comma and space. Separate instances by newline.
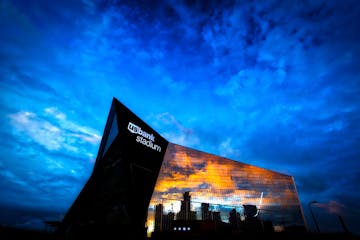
0, 0, 359, 234
7, 107, 100, 157
0, 106, 101, 217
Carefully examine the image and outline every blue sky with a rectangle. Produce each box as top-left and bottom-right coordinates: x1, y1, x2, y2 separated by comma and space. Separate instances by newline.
0, 0, 359, 234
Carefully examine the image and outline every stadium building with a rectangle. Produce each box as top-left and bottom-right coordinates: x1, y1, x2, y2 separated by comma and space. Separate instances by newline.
57, 98, 307, 239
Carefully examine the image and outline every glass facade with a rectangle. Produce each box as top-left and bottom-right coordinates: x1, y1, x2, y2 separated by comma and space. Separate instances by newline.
147, 143, 305, 235
59, 98, 306, 239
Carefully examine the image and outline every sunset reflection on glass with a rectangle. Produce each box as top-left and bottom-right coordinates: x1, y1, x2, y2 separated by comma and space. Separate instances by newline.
146, 143, 305, 235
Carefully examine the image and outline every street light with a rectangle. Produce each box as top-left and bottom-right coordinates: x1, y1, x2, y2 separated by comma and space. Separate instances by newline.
308, 201, 320, 233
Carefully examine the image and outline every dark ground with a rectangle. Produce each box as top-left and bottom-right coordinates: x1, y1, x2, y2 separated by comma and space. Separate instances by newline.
1, 226, 360, 240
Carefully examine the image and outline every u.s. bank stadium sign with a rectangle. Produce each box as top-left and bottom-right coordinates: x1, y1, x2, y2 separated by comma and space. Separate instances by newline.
127, 122, 162, 152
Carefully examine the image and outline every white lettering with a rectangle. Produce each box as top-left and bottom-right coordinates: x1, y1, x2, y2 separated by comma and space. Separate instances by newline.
128, 122, 155, 141
128, 122, 161, 152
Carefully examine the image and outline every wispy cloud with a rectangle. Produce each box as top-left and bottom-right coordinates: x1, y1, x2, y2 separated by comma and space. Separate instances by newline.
218, 138, 240, 158
314, 200, 345, 215
8, 107, 101, 154
8, 111, 62, 151
1, 106, 101, 211
152, 112, 199, 147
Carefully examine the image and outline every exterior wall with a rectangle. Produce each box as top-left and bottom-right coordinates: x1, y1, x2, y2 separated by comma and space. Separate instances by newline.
147, 143, 305, 235
58, 97, 305, 239
58, 98, 168, 239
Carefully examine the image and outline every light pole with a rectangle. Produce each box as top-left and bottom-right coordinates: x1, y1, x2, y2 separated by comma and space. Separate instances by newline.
338, 215, 350, 234
308, 201, 320, 233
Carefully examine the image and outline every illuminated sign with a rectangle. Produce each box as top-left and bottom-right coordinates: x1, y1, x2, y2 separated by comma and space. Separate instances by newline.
128, 122, 161, 152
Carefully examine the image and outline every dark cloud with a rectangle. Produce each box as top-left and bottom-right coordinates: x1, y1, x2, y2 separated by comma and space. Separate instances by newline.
0, 66, 58, 96
171, 165, 196, 176
0, 204, 63, 230
296, 173, 332, 195
193, 162, 207, 170
0, 152, 89, 211
1, 0, 360, 235
167, 187, 184, 194
197, 183, 211, 190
